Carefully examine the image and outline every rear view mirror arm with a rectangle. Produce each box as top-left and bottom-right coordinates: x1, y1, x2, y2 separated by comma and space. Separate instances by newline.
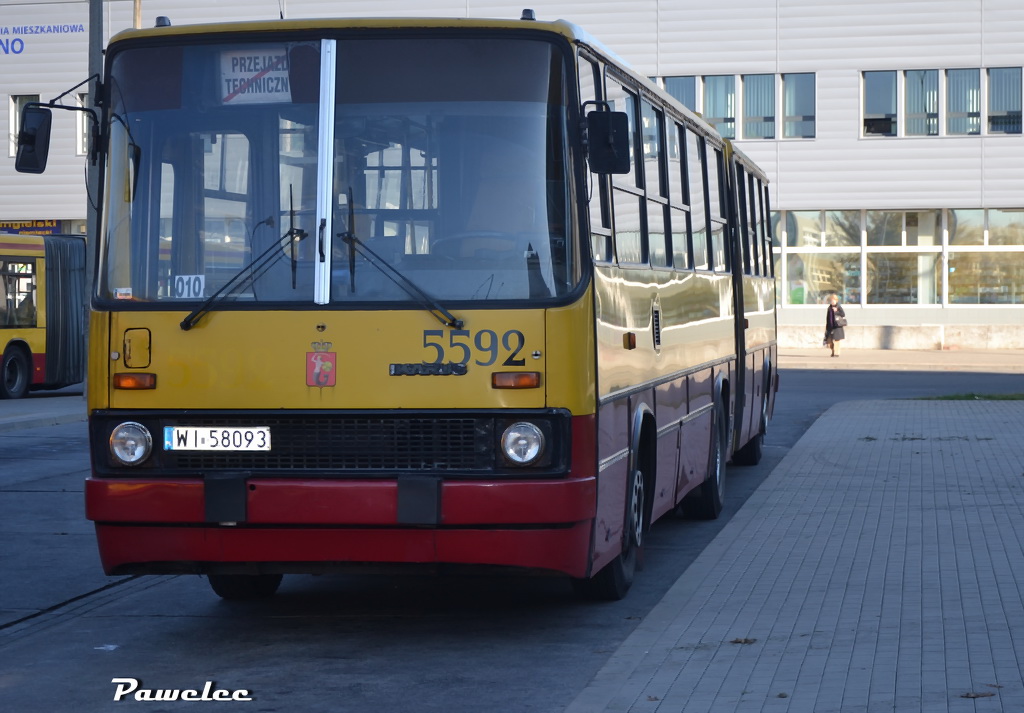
17, 75, 103, 173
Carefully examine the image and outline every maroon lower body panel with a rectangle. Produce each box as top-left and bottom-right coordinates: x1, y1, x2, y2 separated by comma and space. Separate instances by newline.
93, 521, 593, 577
31, 352, 46, 385
87, 477, 597, 578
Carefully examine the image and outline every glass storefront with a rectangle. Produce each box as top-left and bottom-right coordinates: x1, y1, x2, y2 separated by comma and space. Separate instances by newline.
948, 252, 1024, 303
774, 208, 1024, 306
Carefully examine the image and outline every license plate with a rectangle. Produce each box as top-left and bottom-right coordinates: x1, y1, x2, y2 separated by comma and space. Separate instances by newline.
163, 426, 271, 451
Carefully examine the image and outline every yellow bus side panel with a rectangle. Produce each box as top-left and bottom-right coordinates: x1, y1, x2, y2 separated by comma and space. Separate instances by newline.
543, 287, 597, 416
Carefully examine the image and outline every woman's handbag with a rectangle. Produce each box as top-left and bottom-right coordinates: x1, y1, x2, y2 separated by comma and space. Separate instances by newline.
834, 316, 848, 328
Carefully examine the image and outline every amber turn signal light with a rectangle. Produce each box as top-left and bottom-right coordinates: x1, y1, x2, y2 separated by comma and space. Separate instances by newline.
491, 372, 541, 389
113, 372, 157, 390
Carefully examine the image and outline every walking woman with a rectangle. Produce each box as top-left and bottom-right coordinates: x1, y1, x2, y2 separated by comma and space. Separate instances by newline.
824, 293, 846, 357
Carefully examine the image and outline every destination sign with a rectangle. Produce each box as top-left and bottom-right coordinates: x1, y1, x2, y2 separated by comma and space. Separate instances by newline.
219, 48, 291, 105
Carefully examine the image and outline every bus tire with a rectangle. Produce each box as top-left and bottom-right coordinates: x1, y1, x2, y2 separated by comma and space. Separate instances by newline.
573, 465, 645, 601
682, 402, 726, 520
207, 573, 283, 600
0, 346, 31, 400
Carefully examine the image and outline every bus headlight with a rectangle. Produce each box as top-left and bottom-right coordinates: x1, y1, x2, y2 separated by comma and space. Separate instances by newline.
501, 422, 545, 465
110, 421, 153, 466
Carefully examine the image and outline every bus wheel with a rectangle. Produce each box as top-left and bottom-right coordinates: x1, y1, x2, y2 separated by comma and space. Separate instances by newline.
573, 466, 645, 601
207, 573, 283, 600
682, 403, 725, 520
0, 347, 31, 399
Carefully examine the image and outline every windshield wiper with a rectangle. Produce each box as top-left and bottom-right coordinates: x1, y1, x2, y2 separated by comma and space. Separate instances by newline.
180, 222, 307, 331
340, 221, 463, 330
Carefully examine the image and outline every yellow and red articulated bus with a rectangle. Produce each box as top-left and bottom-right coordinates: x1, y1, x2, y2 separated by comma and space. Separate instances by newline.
17, 12, 776, 600
0, 233, 86, 398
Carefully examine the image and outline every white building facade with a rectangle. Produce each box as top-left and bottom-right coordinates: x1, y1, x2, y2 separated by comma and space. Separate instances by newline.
3, 0, 1023, 347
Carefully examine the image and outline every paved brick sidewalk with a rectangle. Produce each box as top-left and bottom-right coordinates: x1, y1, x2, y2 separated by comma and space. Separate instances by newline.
566, 400, 1024, 713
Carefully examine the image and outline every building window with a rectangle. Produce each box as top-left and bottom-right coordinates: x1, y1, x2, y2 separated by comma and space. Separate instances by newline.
786, 253, 860, 305
948, 209, 984, 245
866, 253, 942, 304
703, 75, 735, 139
948, 252, 1024, 304
824, 210, 861, 247
770, 212, 783, 248
658, 73, 815, 141
863, 71, 897, 136
9, 94, 40, 157
905, 211, 941, 246
782, 73, 815, 138
988, 67, 1022, 134
947, 68, 981, 135
905, 70, 938, 136
863, 210, 940, 247
865, 210, 903, 246
742, 74, 775, 139
785, 210, 823, 247
986, 209, 1024, 246
664, 76, 697, 111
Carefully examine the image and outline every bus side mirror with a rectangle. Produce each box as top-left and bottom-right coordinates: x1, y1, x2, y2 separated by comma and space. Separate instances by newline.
15, 104, 53, 174
586, 111, 630, 174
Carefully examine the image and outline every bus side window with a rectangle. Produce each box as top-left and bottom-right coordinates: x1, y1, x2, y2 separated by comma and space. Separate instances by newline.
686, 129, 708, 270
0, 260, 36, 327
707, 147, 728, 272
0, 260, 7, 326
580, 55, 612, 262
758, 179, 773, 277
666, 122, 690, 270
736, 166, 752, 274
747, 173, 761, 276
642, 101, 669, 268
608, 82, 643, 264
608, 83, 638, 189
16, 291, 35, 326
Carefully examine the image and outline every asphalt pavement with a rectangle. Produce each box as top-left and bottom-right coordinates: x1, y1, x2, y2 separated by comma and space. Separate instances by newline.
3, 349, 1024, 712
0, 385, 85, 432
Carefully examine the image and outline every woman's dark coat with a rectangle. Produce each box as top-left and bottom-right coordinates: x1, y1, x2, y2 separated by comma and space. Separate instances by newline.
826, 303, 846, 341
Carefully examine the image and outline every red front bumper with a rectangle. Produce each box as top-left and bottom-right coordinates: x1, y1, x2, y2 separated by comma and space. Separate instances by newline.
86, 476, 597, 577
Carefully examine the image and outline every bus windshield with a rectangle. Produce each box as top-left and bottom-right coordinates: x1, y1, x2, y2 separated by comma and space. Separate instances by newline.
100, 35, 576, 307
